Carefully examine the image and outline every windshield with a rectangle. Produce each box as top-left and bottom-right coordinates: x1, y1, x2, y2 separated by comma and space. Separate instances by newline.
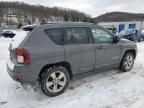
117, 30, 135, 37
118, 30, 134, 36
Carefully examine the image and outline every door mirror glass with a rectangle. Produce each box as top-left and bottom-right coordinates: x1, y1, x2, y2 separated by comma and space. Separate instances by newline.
113, 36, 120, 43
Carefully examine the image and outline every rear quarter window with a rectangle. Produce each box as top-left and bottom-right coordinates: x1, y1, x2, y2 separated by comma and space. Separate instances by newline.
44, 28, 63, 45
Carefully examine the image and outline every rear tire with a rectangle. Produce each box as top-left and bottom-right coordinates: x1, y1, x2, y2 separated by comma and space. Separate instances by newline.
120, 52, 134, 72
40, 66, 70, 97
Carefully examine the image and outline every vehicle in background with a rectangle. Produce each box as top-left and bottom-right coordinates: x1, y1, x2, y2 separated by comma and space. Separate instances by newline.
1, 30, 16, 38
117, 29, 143, 42
140, 30, 144, 40
0, 30, 3, 37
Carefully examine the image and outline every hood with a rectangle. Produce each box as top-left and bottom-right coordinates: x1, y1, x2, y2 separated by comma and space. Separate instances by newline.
120, 38, 134, 43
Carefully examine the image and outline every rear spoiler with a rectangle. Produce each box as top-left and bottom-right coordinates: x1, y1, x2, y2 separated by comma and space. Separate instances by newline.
22, 25, 37, 31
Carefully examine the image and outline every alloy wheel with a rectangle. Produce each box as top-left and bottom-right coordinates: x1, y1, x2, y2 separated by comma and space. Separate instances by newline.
46, 71, 67, 93
124, 55, 134, 70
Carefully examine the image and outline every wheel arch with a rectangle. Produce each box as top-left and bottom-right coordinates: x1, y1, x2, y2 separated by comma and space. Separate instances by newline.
38, 61, 73, 80
124, 49, 136, 59
120, 49, 136, 66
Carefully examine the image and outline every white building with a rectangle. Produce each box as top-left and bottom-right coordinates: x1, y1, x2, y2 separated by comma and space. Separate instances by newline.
3, 15, 18, 23
98, 21, 144, 32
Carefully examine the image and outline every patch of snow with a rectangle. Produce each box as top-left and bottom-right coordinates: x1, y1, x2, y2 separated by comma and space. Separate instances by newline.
6, 59, 14, 70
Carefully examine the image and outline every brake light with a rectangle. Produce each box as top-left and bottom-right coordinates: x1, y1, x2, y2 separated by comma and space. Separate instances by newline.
17, 48, 30, 64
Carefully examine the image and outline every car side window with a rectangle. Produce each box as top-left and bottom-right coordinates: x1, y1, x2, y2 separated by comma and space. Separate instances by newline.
44, 28, 63, 45
91, 28, 113, 43
64, 27, 89, 44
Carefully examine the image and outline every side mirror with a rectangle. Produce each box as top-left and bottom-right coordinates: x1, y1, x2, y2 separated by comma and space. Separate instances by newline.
113, 36, 120, 43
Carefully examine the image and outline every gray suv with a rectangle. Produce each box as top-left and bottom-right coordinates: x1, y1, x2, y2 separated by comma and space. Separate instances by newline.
6, 22, 137, 97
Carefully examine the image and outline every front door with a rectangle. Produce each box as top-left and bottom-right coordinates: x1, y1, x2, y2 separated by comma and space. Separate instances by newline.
90, 27, 121, 69
63, 27, 95, 75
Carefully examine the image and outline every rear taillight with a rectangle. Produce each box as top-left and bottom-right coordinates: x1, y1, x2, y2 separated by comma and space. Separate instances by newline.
17, 48, 30, 64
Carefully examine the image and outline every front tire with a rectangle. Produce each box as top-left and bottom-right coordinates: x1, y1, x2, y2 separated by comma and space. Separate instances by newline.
40, 66, 70, 97
120, 52, 134, 72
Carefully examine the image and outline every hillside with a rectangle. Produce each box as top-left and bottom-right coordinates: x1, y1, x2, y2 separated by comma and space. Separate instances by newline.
94, 12, 144, 23
0, 2, 91, 28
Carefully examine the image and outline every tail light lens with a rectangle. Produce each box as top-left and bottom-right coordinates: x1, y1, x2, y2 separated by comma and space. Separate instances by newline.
17, 48, 30, 64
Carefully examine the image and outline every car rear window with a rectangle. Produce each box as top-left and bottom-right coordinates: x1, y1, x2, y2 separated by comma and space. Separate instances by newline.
44, 28, 63, 45
11, 30, 29, 48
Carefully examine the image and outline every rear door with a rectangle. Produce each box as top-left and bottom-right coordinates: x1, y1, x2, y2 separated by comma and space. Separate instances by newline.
90, 27, 121, 69
63, 27, 95, 75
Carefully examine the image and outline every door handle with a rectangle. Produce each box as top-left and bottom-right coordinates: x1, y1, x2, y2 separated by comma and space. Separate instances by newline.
96, 45, 103, 49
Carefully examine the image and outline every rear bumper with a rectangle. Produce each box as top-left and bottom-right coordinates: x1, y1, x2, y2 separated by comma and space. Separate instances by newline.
7, 62, 22, 82
6, 59, 41, 84
6, 59, 24, 83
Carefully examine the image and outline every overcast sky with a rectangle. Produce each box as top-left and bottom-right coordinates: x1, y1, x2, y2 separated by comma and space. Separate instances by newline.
1, 0, 144, 17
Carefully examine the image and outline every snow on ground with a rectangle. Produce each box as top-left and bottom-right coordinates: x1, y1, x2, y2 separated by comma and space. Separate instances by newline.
0, 37, 144, 108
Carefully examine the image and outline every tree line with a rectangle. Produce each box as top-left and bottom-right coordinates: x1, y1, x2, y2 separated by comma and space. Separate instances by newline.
94, 12, 144, 24
0, 2, 93, 28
